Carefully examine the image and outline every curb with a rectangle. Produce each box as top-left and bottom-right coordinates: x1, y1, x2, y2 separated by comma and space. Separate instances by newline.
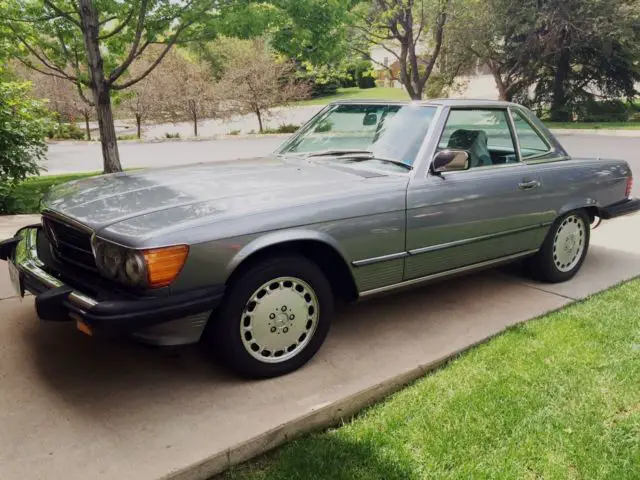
47, 133, 293, 146
162, 308, 561, 480
550, 128, 640, 138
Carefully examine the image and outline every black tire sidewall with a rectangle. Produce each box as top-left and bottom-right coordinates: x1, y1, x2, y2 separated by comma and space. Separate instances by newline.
205, 255, 334, 378
531, 210, 590, 283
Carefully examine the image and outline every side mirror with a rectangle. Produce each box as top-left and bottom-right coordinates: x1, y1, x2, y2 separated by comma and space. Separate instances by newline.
363, 112, 378, 126
432, 150, 470, 173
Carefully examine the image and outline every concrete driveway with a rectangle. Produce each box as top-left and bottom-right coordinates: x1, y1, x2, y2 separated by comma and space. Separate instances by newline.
0, 212, 638, 480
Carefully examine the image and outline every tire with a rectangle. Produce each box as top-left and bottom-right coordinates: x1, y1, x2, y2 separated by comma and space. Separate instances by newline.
203, 254, 334, 378
525, 210, 590, 283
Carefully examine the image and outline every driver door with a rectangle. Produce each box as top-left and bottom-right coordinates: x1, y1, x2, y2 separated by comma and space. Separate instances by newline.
404, 107, 550, 280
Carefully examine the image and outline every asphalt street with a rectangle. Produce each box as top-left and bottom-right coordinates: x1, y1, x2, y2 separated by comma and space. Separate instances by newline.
44, 133, 640, 195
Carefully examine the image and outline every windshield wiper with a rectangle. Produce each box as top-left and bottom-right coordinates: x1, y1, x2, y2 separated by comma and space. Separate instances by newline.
305, 149, 413, 170
304, 149, 375, 158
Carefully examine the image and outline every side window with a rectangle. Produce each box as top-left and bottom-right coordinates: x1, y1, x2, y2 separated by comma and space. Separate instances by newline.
512, 110, 552, 159
439, 109, 518, 168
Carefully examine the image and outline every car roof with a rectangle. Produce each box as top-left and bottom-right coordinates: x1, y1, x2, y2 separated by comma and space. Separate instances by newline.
329, 98, 521, 109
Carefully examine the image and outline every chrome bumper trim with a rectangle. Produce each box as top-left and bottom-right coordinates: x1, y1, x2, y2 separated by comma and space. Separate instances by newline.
13, 227, 98, 310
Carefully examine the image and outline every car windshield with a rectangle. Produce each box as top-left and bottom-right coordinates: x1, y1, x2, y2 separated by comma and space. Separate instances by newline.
279, 104, 437, 167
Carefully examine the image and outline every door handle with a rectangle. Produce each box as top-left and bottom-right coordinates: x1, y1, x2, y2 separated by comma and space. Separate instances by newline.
518, 180, 541, 190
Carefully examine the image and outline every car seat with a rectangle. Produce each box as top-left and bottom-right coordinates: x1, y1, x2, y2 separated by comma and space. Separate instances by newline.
446, 129, 491, 168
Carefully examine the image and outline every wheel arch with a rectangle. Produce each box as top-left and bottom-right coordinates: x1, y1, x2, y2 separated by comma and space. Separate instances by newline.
557, 199, 600, 224
226, 230, 359, 303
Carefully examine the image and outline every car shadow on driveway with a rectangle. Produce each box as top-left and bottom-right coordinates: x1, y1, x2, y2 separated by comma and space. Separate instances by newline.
18, 244, 640, 417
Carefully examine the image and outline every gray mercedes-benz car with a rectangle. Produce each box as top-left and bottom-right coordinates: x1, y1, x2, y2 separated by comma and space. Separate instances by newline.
1, 99, 638, 378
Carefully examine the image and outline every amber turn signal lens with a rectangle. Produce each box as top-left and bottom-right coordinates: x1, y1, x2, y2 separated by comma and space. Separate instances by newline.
143, 245, 189, 288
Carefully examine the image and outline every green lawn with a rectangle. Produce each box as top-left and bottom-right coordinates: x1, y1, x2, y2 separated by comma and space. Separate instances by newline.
545, 121, 640, 130
2, 172, 99, 214
296, 87, 412, 106
223, 279, 640, 480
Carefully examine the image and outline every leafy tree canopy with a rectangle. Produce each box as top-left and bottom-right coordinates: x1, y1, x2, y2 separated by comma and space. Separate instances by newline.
215, 0, 358, 65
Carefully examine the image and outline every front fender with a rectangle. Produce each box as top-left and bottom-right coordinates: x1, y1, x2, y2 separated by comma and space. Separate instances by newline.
227, 228, 351, 276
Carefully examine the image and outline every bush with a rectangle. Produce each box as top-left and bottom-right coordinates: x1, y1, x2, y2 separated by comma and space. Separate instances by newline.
296, 63, 344, 98
357, 72, 376, 89
0, 82, 51, 214
48, 122, 86, 140
575, 100, 632, 122
228, 129, 241, 135
342, 59, 376, 89
117, 134, 138, 141
164, 132, 180, 139
263, 124, 300, 134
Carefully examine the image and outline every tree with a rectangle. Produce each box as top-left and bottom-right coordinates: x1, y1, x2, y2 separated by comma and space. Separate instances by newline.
533, 0, 640, 121
352, 0, 451, 100
16, 65, 94, 139
159, 50, 218, 137
216, 38, 309, 133
118, 48, 168, 139
446, 0, 543, 101
1, 0, 219, 173
213, 0, 358, 66
0, 82, 51, 213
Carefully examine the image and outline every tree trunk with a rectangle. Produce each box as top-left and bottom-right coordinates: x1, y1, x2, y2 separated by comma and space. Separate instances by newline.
84, 113, 91, 140
491, 67, 510, 101
550, 40, 572, 122
79, 0, 122, 173
136, 114, 142, 139
256, 108, 263, 133
193, 111, 198, 137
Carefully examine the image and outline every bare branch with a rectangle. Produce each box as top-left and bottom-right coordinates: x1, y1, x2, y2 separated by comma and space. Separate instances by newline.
43, 0, 81, 27
15, 57, 74, 81
11, 30, 79, 82
111, 36, 179, 90
98, 8, 135, 40
351, 46, 394, 75
108, 0, 150, 83
76, 83, 94, 106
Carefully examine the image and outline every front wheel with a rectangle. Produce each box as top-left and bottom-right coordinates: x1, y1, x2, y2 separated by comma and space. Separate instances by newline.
525, 210, 590, 283
203, 255, 333, 378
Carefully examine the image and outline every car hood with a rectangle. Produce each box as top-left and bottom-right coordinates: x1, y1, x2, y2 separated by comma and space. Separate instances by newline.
43, 157, 403, 242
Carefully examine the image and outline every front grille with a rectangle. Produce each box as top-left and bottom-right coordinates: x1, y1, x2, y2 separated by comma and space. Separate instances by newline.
42, 215, 97, 271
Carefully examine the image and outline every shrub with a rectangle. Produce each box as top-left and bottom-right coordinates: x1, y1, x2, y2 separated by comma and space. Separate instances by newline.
228, 129, 241, 135
357, 72, 376, 89
164, 132, 180, 139
274, 124, 299, 134
117, 134, 138, 141
296, 63, 344, 98
575, 99, 632, 122
263, 124, 300, 134
48, 122, 86, 140
0, 82, 51, 214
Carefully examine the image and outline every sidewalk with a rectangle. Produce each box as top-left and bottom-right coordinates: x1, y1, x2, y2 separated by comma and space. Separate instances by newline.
0, 215, 40, 241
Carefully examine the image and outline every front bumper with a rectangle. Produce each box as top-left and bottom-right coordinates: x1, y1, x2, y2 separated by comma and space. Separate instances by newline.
1, 227, 224, 336
600, 198, 640, 219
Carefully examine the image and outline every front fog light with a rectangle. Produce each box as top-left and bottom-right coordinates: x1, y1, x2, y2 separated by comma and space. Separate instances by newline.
124, 251, 146, 286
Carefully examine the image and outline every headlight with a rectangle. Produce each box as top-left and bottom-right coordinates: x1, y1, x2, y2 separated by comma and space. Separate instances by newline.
92, 236, 188, 288
124, 251, 146, 285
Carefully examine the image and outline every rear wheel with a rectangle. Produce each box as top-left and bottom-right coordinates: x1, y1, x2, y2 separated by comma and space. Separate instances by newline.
525, 210, 590, 283
203, 255, 333, 378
